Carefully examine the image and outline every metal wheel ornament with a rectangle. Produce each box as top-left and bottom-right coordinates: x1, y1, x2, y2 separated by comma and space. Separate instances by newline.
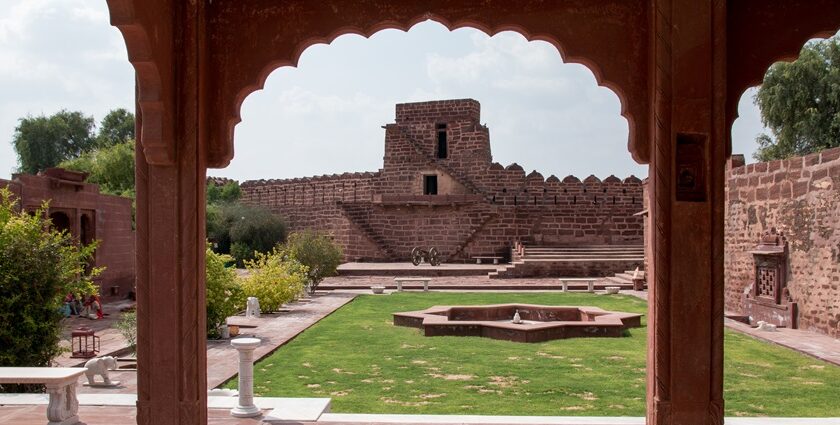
428, 247, 441, 266
410, 247, 423, 266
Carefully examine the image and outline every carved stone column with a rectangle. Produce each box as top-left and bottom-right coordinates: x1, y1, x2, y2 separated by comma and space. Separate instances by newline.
647, 0, 727, 424
133, 2, 208, 425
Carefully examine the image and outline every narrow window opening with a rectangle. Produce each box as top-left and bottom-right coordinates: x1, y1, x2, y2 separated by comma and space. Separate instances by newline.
424, 175, 438, 195
436, 123, 447, 159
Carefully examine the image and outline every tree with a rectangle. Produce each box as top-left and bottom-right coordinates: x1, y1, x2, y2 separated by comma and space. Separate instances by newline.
206, 202, 287, 266
206, 181, 241, 204
12, 110, 96, 174
96, 109, 135, 148
60, 140, 135, 198
0, 188, 99, 383
284, 230, 343, 293
753, 36, 840, 161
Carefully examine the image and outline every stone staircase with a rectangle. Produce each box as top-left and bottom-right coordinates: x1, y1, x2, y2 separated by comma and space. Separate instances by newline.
449, 210, 499, 261
489, 245, 644, 279
337, 202, 396, 260
604, 269, 646, 289
396, 125, 488, 200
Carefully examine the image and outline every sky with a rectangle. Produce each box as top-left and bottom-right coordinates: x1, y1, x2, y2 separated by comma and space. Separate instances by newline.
0, 1, 773, 183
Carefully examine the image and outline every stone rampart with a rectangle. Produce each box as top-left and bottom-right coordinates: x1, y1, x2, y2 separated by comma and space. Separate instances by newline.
725, 147, 840, 337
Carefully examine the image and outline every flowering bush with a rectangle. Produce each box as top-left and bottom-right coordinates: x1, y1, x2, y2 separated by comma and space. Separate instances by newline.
205, 247, 244, 338
240, 248, 307, 312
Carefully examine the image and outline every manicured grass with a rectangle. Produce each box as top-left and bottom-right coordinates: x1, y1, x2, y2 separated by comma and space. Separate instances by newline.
233, 292, 840, 417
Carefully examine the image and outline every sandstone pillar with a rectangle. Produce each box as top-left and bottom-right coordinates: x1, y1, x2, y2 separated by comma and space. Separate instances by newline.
133, 2, 208, 424
647, 1, 727, 424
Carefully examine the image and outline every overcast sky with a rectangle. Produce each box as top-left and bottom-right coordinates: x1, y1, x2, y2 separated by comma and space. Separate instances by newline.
0, 1, 772, 183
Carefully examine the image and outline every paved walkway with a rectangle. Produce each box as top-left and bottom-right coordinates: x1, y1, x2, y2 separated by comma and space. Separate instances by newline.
320, 275, 619, 291
76, 291, 357, 394
54, 299, 135, 367
625, 290, 840, 367
724, 318, 840, 366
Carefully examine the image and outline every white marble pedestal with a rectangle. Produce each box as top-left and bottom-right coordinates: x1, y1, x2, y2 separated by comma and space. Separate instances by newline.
230, 337, 262, 418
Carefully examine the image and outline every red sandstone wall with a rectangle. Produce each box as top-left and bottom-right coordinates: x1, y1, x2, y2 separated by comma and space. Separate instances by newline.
725, 147, 840, 337
0, 173, 136, 299
240, 99, 645, 262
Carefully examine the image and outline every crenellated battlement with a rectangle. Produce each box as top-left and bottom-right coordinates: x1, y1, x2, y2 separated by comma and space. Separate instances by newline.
238, 99, 646, 263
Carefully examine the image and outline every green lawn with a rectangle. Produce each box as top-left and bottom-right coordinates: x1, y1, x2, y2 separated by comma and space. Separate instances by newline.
232, 292, 840, 417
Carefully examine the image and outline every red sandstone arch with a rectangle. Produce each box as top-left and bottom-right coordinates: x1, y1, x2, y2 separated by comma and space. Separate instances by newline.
106, 0, 652, 167
100, 3, 840, 425
726, 1, 840, 156
227, 17, 640, 169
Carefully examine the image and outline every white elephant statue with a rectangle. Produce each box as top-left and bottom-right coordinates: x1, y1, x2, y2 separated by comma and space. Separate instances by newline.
84, 356, 118, 386
245, 297, 260, 319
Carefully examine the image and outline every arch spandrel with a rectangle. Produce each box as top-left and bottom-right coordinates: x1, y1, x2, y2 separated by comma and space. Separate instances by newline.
204, 0, 652, 168
726, 0, 840, 157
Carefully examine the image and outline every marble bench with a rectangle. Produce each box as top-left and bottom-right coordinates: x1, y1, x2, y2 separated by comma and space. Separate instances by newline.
558, 278, 598, 293
393, 277, 432, 292
473, 256, 503, 264
0, 367, 87, 425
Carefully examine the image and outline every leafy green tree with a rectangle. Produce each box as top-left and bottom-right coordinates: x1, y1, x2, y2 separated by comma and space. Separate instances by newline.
60, 140, 135, 198
754, 36, 840, 161
0, 188, 99, 383
12, 110, 96, 174
284, 230, 343, 293
96, 109, 135, 148
206, 181, 241, 204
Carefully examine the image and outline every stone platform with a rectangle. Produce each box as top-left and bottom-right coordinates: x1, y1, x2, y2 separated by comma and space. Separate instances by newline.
337, 262, 499, 277
320, 275, 633, 291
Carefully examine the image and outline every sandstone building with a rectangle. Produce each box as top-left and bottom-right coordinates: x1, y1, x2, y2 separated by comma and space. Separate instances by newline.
0, 168, 135, 299
241, 99, 646, 276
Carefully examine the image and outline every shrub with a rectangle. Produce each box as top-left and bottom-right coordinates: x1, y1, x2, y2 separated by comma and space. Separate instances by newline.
115, 311, 137, 355
206, 202, 287, 267
206, 247, 244, 338
0, 188, 99, 389
284, 230, 343, 293
206, 181, 241, 204
240, 248, 307, 312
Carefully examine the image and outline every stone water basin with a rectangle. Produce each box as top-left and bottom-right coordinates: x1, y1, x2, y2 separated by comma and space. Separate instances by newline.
393, 304, 643, 343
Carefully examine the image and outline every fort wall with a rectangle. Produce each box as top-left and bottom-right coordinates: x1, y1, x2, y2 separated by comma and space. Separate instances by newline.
725, 147, 840, 337
240, 99, 645, 262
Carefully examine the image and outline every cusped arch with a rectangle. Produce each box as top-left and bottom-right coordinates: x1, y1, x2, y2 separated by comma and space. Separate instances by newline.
205, 1, 651, 168
107, 1, 651, 168
726, 1, 840, 156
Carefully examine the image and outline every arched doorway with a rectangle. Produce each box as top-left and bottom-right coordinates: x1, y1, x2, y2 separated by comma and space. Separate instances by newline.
104, 1, 840, 424
49, 211, 72, 235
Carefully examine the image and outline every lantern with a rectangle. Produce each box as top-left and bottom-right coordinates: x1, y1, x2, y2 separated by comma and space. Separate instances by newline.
70, 326, 100, 358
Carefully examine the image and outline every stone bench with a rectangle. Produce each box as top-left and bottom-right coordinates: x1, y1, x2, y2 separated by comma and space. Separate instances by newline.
558, 278, 598, 293
394, 277, 432, 292
473, 256, 503, 265
0, 367, 87, 425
